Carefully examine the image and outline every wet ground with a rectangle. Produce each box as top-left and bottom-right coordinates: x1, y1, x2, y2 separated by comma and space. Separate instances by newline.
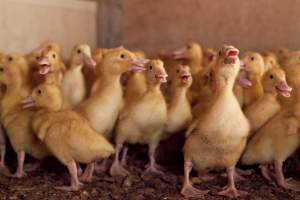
0, 144, 299, 200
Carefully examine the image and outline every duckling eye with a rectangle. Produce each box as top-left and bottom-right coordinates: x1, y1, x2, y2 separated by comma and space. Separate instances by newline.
8, 57, 13, 61
218, 51, 221, 56
298, 56, 300, 60
269, 74, 274, 79
36, 56, 40, 61
37, 89, 42, 95
250, 57, 255, 61
149, 65, 153, 70
120, 54, 125, 59
0, 67, 4, 72
187, 45, 191, 49
77, 49, 81, 54
52, 54, 56, 59
176, 69, 180, 73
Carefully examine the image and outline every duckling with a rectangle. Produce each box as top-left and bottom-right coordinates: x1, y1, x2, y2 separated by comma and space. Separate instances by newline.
22, 83, 114, 191
244, 67, 292, 133
181, 45, 249, 198
110, 59, 168, 176
262, 52, 280, 73
76, 47, 147, 139
165, 65, 192, 137
39, 40, 64, 62
37, 46, 66, 85
234, 51, 265, 108
61, 44, 96, 108
274, 47, 290, 66
171, 42, 203, 76
0, 57, 50, 178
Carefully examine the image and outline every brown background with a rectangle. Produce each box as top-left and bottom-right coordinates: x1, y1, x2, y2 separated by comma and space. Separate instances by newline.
98, 0, 300, 55
0, 0, 299, 56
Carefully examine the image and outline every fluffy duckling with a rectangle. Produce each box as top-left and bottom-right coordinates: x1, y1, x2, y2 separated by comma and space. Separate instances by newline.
241, 93, 300, 191
181, 45, 250, 198
262, 52, 280, 73
61, 44, 96, 108
22, 83, 114, 191
274, 47, 290, 66
76, 47, 147, 139
37, 46, 66, 85
0, 56, 50, 178
171, 42, 203, 76
244, 67, 292, 133
110, 59, 168, 176
234, 51, 265, 108
165, 65, 192, 137
39, 40, 64, 61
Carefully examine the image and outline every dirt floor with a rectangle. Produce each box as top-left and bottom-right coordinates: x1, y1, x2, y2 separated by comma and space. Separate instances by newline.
0, 144, 299, 200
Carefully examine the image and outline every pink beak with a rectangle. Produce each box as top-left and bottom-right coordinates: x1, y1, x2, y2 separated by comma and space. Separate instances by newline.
172, 48, 187, 59
236, 73, 252, 88
155, 71, 168, 83
83, 54, 96, 67
276, 81, 292, 98
21, 96, 36, 109
131, 58, 149, 72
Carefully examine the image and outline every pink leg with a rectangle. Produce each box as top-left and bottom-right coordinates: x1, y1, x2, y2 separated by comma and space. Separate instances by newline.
145, 143, 164, 174
274, 160, 300, 191
120, 146, 128, 166
218, 166, 248, 198
25, 160, 41, 172
80, 162, 95, 182
260, 164, 273, 181
95, 158, 108, 173
0, 146, 10, 175
181, 159, 208, 198
11, 150, 26, 178
55, 160, 83, 191
110, 144, 129, 176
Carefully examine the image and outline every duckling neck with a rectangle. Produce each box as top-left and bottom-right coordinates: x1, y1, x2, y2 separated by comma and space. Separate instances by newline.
169, 87, 189, 110
69, 64, 83, 72
146, 84, 161, 94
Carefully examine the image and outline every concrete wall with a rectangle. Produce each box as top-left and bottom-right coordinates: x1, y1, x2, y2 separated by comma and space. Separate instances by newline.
0, 0, 98, 56
116, 0, 300, 55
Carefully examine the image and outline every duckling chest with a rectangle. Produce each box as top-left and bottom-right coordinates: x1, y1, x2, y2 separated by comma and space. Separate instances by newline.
133, 93, 167, 129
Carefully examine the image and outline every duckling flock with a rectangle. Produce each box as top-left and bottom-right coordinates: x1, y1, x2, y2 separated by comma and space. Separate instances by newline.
0, 41, 299, 198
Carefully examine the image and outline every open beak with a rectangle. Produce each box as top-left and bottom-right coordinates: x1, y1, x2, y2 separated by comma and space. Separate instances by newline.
224, 48, 239, 64
180, 73, 191, 83
275, 81, 292, 98
38, 58, 51, 75
130, 58, 149, 72
83, 54, 96, 67
21, 96, 36, 108
172, 48, 187, 59
236, 72, 252, 88
155, 71, 168, 83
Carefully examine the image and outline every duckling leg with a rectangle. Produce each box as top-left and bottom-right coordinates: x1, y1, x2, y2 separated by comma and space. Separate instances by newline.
79, 162, 95, 182
181, 159, 209, 198
260, 164, 273, 181
55, 160, 83, 191
25, 160, 41, 172
274, 160, 300, 191
11, 150, 26, 178
120, 146, 128, 166
145, 143, 164, 174
110, 144, 129, 177
218, 166, 248, 198
0, 145, 10, 175
95, 159, 108, 173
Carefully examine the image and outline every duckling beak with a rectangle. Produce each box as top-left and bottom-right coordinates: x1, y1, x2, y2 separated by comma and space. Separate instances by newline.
224, 48, 239, 64
131, 58, 149, 72
21, 96, 36, 108
172, 48, 187, 59
236, 72, 252, 88
276, 81, 292, 98
83, 53, 96, 67
38, 58, 51, 75
155, 72, 168, 83
180, 73, 191, 83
